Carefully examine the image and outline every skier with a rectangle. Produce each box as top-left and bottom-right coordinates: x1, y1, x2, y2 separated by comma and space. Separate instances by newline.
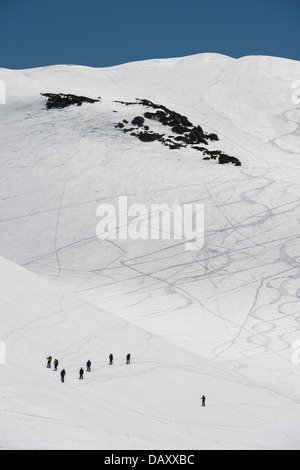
86, 360, 91, 372
79, 367, 84, 380
126, 353, 131, 364
109, 353, 113, 365
53, 359, 59, 371
46, 356, 52, 369
60, 369, 66, 383
201, 395, 206, 407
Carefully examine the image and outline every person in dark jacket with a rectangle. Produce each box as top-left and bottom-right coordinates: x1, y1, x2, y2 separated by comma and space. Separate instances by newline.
79, 367, 84, 380
109, 353, 113, 365
60, 369, 66, 383
53, 359, 59, 371
126, 353, 131, 364
86, 360, 91, 372
201, 395, 206, 407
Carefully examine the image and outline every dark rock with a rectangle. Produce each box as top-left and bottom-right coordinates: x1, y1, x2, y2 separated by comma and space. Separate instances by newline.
209, 133, 219, 141
137, 131, 163, 142
174, 135, 192, 145
189, 128, 208, 145
196, 125, 204, 135
41, 93, 100, 109
172, 125, 185, 134
180, 115, 193, 127
144, 111, 168, 123
132, 116, 145, 127
144, 108, 192, 130
114, 97, 241, 166
192, 146, 208, 152
218, 155, 241, 166
144, 111, 158, 120
168, 143, 183, 150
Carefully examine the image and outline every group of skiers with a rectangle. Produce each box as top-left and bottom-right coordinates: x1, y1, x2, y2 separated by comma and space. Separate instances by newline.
109, 353, 131, 365
46, 356, 67, 381
46, 354, 131, 383
46, 354, 206, 406
46, 356, 58, 370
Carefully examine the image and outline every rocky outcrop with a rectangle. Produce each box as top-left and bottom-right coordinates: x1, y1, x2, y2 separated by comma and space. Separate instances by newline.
135, 131, 164, 142
115, 98, 241, 166
41, 93, 241, 167
218, 154, 241, 166
42, 93, 100, 109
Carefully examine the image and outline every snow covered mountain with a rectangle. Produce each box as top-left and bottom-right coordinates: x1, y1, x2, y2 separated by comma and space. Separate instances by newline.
0, 53, 300, 449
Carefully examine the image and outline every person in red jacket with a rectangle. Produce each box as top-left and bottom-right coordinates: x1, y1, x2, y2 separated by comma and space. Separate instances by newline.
201, 395, 206, 407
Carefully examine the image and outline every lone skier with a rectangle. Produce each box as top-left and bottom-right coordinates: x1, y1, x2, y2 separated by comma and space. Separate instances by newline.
46, 356, 52, 369
126, 353, 131, 364
86, 360, 91, 372
79, 367, 84, 380
201, 395, 206, 407
60, 369, 66, 383
109, 353, 113, 365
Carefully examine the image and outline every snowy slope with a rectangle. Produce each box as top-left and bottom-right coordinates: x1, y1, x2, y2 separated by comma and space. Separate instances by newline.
0, 53, 300, 449
1, 255, 299, 450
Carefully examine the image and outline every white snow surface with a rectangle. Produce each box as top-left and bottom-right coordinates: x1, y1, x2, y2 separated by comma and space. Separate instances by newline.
0, 53, 300, 449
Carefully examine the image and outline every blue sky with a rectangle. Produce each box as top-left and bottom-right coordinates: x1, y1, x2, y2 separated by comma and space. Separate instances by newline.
0, 0, 299, 69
